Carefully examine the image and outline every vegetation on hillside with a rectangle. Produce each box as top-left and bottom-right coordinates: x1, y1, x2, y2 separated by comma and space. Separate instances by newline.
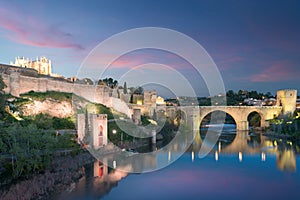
20, 91, 73, 102
0, 75, 7, 118
226, 90, 273, 106
269, 111, 300, 136
0, 123, 80, 182
0, 76, 80, 184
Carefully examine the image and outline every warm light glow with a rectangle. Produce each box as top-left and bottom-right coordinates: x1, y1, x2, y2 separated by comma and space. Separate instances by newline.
168, 151, 171, 162
218, 141, 221, 152
148, 119, 157, 125
215, 151, 219, 161
239, 152, 243, 162
156, 96, 165, 105
137, 99, 143, 105
274, 140, 278, 147
192, 151, 194, 162
261, 152, 266, 162
112, 129, 117, 134
113, 160, 117, 169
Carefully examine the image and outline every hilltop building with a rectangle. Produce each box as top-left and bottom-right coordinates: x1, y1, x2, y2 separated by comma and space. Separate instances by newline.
10, 56, 52, 76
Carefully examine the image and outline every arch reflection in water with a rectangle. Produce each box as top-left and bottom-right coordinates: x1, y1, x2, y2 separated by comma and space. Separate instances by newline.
194, 128, 297, 172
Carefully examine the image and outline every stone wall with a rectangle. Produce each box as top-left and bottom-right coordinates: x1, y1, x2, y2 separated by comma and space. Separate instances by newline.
276, 89, 297, 115
1, 72, 132, 118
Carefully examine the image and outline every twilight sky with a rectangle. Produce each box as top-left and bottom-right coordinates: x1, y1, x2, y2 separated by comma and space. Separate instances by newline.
0, 0, 299, 97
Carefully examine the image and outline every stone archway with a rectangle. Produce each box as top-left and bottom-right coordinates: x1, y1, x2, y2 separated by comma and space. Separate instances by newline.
247, 111, 262, 128
173, 109, 188, 127
199, 110, 237, 134
200, 110, 236, 127
198, 107, 241, 130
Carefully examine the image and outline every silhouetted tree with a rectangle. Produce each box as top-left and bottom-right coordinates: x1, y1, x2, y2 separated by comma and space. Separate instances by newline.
98, 78, 118, 88
123, 82, 128, 94
133, 86, 144, 95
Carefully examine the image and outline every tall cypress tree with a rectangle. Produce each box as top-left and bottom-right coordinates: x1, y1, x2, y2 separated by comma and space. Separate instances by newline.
123, 82, 128, 94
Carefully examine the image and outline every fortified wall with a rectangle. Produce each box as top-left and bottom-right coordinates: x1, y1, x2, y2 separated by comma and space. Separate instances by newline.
276, 89, 297, 115
1, 72, 133, 117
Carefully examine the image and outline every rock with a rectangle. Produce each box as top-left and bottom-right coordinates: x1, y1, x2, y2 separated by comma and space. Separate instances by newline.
20, 99, 73, 118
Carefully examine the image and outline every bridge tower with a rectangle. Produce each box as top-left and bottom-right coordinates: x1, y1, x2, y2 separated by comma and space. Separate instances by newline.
77, 113, 108, 149
276, 89, 297, 115
91, 114, 108, 149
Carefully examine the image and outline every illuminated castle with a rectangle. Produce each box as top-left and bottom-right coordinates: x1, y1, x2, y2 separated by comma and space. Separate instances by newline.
10, 56, 52, 75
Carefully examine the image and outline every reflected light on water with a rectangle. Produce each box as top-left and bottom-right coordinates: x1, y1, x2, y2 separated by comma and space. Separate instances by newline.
239, 152, 243, 162
215, 151, 219, 161
192, 151, 194, 162
168, 151, 171, 162
261, 152, 266, 162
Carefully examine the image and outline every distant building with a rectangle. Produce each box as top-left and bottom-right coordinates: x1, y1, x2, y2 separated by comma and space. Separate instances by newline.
243, 98, 263, 106
156, 96, 166, 105
10, 56, 52, 75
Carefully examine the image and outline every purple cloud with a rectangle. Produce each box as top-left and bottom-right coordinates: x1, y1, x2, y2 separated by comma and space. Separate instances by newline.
247, 60, 297, 82
0, 7, 84, 50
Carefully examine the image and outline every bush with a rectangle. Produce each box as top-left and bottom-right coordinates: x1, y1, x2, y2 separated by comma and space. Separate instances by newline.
21, 91, 72, 102
52, 117, 75, 129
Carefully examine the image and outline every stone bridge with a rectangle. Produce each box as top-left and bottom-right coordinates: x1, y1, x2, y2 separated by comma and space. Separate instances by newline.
165, 106, 282, 131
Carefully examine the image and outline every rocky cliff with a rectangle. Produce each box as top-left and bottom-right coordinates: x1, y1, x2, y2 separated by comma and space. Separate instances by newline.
20, 98, 73, 118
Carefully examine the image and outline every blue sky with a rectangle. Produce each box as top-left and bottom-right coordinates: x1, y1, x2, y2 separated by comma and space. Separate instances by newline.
0, 0, 299, 96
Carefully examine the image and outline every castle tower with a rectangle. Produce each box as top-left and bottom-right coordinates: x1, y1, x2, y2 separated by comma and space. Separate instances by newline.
91, 114, 108, 149
276, 89, 297, 115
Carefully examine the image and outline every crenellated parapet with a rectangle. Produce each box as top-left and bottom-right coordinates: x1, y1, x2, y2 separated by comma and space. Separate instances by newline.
276, 89, 297, 115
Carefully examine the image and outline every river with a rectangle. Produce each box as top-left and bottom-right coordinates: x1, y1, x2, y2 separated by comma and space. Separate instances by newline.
53, 124, 300, 200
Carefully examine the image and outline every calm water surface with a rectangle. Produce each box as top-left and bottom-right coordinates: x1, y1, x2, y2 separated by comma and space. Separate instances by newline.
58, 126, 300, 200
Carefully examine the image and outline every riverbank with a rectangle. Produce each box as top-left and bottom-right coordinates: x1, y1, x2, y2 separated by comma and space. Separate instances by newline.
262, 130, 300, 142
0, 151, 95, 200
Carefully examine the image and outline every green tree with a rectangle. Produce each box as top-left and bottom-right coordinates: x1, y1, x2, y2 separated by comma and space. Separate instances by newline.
0, 75, 7, 116
226, 90, 235, 98
133, 86, 144, 95
265, 92, 273, 98
98, 78, 118, 88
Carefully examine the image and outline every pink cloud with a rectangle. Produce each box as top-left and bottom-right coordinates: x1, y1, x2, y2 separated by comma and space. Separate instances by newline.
247, 60, 296, 82
0, 7, 84, 50
86, 51, 192, 71
217, 55, 244, 71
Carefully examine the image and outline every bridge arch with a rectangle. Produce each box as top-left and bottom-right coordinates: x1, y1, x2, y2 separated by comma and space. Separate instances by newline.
174, 109, 188, 125
200, 110, 237, 127
198, 107, 241, 130
167, 106, 282, 131
246, 109, 267, 130
247, 111, 262, 128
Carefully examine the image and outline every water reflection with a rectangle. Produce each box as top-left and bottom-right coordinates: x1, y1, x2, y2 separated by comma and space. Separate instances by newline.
198, 126, 297, 172
59, 160, 129, 200
276, 149, 296, 172
60, 126, 298, 199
